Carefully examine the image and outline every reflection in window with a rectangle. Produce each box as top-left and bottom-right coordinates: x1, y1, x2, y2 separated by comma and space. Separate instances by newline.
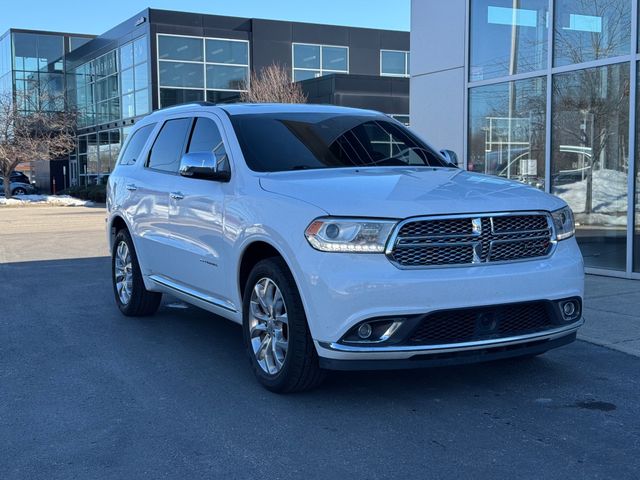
554, 0, 631, 67
118, 36, 149, 119
552, 63, 629, 270
468, 77, 546, 189
292, 43, 348, 81
470, 0, 548, 81
381, 50, 410, 77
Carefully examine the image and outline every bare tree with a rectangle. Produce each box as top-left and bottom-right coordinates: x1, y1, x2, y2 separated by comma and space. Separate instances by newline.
240, 63, 307, 104
0, 81, 76, 198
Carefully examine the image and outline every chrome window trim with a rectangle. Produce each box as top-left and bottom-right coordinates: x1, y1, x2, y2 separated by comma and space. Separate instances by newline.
384, 211, 557, 269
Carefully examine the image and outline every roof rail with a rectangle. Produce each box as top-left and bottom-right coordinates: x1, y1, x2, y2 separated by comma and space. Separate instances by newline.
155, 101, 217, 112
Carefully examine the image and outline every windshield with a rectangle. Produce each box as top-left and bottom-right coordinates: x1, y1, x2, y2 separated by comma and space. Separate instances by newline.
229, 113, 448, 172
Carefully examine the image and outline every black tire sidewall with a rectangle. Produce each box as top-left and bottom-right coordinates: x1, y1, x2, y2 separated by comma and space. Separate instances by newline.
111, 229, 143, 315
242, 258, 311, 391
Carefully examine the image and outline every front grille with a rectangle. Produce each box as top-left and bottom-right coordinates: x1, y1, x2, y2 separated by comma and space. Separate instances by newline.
388, 214, 553, 267
408, 302, 554, 345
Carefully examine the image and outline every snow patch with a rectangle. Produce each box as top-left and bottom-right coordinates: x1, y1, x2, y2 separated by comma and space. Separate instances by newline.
0, 194, 95, 207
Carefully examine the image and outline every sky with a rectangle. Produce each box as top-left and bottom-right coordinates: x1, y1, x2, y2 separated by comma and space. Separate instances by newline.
0, 0, 410, 35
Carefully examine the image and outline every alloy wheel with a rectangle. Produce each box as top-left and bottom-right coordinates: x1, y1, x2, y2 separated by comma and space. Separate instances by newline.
114, 241, 133, 305
249, 277, 289, 375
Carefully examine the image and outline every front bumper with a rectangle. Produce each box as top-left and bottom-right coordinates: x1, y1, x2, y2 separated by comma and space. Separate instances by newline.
292, 238, 584, 345
316, 318, 582, 370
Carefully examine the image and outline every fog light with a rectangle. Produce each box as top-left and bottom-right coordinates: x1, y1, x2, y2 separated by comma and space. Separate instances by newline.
357, 323, 373, 339
562, 301, 576, 317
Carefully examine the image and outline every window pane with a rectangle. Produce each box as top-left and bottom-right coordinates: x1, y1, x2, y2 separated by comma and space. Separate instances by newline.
158, 35, 203, 61
122, 93, 135, 118
188, 117, 224, 153
133, 36, 148, 65
554, 0, 631, 67
468, 76, 546, 189
36, 35, 64, 72
148, 118, 192, 172
469, 0, 549, 81
159, 61, 204, 88
381, 51, 406, 75
119, 124, 155, 165
206, 39, 248, 65
12, 33, 38, 71
134, 63, 148, 91
552, 63, 629, 270
206, 64, 248, 90
159, 88, 204, 108
293, 44, 320, 69
95, 51, 117, 77
322, 46, 347, 71
206, 90, 242, 103
135, 89, 149, 115
121, 68, 134, 94
293, 69, 318, 82
120, 43, 134, 70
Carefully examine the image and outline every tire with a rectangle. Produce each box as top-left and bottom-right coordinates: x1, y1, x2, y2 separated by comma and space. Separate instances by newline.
111, 229, 162, 316
13, 187, 27, 195
242, 257, 325, 393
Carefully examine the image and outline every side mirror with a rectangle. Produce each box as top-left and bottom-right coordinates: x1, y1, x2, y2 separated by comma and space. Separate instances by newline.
179, 151, 230, 182
440, 149, 459, 168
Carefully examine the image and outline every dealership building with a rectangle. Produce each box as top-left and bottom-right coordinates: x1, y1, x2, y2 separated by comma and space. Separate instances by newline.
411, 0, 640, 279
0, 9, 409, 190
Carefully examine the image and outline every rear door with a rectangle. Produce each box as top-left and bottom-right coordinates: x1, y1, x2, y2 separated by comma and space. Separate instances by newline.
135, 116, 192, 276
166, 114, 234, 310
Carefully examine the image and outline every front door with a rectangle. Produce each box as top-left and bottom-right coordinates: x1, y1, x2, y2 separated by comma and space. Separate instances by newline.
167, 114, 234, 310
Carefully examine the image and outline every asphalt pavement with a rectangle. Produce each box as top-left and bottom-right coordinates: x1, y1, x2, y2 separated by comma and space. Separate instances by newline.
1, 206, 639, 479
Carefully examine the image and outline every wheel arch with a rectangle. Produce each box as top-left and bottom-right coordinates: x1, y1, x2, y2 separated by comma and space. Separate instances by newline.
238, 240, 289, 300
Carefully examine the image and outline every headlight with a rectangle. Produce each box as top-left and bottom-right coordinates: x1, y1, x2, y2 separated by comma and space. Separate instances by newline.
551, 206, 575, 240
305, 218, 397, 253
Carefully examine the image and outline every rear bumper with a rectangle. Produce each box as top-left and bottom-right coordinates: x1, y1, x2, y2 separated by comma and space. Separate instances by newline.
316, 318, 582, 370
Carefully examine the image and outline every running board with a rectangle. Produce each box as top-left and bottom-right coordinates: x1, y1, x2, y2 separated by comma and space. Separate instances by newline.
148, 274, 237, 313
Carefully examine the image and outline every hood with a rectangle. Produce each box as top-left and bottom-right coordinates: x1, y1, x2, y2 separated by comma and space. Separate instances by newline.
259, 167, 565, 218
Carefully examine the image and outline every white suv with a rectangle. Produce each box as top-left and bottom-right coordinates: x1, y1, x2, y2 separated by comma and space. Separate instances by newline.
106, 103, 584, 392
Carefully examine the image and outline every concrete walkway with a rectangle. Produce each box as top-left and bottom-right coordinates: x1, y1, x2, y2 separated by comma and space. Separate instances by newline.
581, 275, 640, 357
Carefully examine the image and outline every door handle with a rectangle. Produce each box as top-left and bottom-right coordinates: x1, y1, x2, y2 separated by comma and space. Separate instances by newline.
170, 192, 185, 200
125, 183, 137, 191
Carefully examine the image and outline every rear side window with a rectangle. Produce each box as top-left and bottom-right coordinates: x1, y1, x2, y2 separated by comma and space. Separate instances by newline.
147, 118, 192, 173
118, 124, 155, 166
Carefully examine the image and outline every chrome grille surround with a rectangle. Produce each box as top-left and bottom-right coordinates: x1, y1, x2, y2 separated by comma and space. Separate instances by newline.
385, 212, 556, 269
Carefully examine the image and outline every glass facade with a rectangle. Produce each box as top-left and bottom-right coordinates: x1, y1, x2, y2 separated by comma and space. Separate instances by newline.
468, 0, 640, 277
292, 43, 349, 82
157, 34, 249, 108
0, 34, 11, 97
469, 77, 547, 189
381, 50, 410, 77
470, 0, 549, 81
68, 35, 149, 129
11, 32, 65, 112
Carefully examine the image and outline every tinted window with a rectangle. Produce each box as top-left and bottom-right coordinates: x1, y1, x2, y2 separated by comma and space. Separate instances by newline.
188, 117, 223, 153
147, 118, 192, 172
118, 124, 155, 165
230, 113, 446, 172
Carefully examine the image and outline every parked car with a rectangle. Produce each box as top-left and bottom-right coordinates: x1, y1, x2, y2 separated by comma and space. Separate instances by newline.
10, 171, 31, 185
106, 103, 584, 392
0, 177, 37, 196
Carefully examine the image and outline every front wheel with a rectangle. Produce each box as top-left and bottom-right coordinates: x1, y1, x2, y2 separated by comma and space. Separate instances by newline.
242, 257, 325, 393
111, 229, 162, 316
12, 187, 27, 195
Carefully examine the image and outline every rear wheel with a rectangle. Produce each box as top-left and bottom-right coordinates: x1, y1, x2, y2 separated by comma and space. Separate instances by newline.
242, 257, 325, 393
112, 229, 162, 316
12, 187, 27, 195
